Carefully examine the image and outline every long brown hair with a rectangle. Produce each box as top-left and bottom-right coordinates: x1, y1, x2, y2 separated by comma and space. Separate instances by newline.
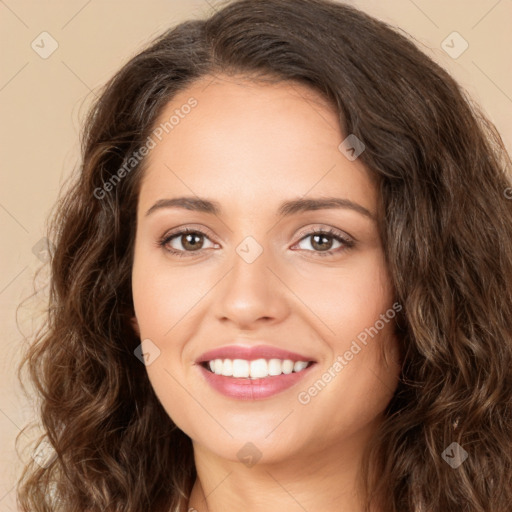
16, 0, 512, 510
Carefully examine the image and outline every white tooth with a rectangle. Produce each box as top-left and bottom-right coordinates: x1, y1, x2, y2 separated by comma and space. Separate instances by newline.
232, 359, 249, 378
209, 358, 308, 377
293, 361, 308, 372
214, 359, 223, 375
249, 359, 268, 379
268, 358, 283, 376
221, 358, 233, 376
282, 359, 294, 374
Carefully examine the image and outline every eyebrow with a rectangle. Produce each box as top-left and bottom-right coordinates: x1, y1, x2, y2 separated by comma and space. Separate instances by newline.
145, 196, 375, 221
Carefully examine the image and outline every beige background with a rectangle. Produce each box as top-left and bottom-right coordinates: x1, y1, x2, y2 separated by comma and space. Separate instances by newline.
1, 0, 511, 509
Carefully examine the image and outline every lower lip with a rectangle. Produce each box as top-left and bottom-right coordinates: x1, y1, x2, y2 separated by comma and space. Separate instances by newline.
197, 363, 316, 400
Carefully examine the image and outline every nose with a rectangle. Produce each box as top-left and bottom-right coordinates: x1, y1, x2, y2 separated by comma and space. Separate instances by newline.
212, 242, 290, 330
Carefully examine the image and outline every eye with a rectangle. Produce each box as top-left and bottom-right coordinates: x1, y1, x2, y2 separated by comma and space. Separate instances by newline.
158, 227, 217, 257
292, 227, 355, 257
157, 225, 355, 258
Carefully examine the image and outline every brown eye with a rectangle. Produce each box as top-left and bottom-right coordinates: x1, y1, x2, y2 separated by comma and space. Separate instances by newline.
309, 233, 336, 251
293, 228, 355, 257
175, 232, 204, 251
159, 228, 216, 256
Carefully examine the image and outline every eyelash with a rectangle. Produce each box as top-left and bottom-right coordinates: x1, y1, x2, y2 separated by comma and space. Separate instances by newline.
157, 226, 355, 258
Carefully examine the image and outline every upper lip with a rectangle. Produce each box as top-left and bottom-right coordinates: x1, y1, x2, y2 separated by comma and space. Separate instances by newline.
196, 344, 316, 364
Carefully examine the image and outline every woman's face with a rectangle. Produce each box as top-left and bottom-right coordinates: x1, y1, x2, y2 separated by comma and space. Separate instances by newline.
131, 74, 401, 465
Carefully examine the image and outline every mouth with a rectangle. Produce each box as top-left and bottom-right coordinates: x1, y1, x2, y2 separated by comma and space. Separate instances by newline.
199, 358, 316, 379
195, 344, 318, 399
197, 358, 317, 400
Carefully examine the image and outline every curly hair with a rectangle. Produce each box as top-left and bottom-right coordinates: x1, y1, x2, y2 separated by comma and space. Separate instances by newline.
16, 0, 512, 510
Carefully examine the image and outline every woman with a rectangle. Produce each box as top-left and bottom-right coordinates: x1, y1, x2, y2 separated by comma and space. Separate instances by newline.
17, 0, 512, 511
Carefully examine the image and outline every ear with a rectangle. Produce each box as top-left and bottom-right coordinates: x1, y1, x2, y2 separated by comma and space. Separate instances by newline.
131, 315, 141, 337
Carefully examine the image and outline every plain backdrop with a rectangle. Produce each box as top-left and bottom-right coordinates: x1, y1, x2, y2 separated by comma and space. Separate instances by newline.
1, 1, 511, 510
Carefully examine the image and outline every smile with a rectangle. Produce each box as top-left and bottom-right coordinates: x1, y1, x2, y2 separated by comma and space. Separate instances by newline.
203, 358, 313, 378
197, 359, 317, 400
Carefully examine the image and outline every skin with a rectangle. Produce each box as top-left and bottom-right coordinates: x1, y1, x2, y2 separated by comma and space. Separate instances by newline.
131, 74, 402, 512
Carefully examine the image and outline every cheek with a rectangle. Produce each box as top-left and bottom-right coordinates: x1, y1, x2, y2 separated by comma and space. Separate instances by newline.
131, 252, 200, 432
292, 248, 395, 343
131, 248, 210, 339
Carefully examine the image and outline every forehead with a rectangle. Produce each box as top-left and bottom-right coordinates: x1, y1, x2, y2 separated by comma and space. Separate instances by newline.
138, 74, 376, 216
